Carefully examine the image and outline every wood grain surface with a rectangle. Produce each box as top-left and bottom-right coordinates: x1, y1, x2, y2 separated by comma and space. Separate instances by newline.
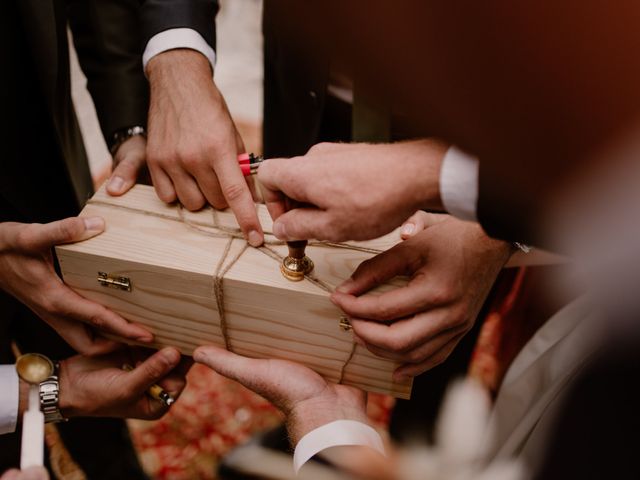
56, 184, 412, 398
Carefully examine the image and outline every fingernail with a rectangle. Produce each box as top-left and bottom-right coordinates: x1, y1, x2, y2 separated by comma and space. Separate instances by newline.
248, 230, 263, 247
273, 222, 286, 239
83, 216, 105, 232
192, 350, 205, 363
162, 348, 180, 365
107, 175, 125, 193
401, 223, 415, 237
136, 333, 154, 343
336, 278, 355, 294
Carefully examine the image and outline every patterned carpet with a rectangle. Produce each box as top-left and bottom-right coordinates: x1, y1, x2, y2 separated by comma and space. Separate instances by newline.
128, 364, 394, 479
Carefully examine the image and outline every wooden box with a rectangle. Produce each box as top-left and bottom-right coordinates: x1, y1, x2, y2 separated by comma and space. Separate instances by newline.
56, 185, 412, 398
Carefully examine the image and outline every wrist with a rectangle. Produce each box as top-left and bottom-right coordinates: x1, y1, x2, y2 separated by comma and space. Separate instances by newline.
412, 139, 448, 212
147, 49, 213, 85
287, 397, 369, 445
57, 359, 77, 418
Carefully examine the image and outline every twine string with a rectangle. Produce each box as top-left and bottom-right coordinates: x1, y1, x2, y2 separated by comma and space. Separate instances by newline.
87, 198, 383, 383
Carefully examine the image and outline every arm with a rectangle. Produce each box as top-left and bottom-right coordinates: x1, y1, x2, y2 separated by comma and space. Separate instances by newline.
139, 0, 264, 246
258, 140, 446, 242
19, 347, 187, 422
2, 347, 187, 438
332, 213, 511, 379
0, 217, 153, 355
193, 346, 383, 473
67, 0, 150, 195
67, 0, 149, 146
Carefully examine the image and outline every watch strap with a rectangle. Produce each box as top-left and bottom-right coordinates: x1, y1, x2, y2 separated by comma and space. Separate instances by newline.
39, 365, 67, 424
109, 125, 146, 155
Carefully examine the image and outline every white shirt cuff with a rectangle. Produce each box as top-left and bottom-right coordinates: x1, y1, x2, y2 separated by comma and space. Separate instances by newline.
142, 28, 217, 73
0, 365, 19, 435
439, 146, 480, 222
293, 420, 385, 473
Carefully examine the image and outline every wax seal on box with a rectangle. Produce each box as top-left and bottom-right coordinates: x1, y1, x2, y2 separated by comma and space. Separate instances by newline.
281, 240, 314, 281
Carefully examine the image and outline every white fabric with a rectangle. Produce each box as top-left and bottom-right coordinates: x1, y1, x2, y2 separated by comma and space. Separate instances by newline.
440, 146, 480, 221
142, 28, 216, 73
485, 296, 602, 471
0, 365, 19, 435
293, 420, 385, 473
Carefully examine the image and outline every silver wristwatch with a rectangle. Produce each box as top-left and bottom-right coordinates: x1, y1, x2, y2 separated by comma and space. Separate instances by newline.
39, 364, 67, 424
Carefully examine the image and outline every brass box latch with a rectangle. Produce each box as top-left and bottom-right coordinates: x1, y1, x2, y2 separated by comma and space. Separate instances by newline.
97, 272, 132, 292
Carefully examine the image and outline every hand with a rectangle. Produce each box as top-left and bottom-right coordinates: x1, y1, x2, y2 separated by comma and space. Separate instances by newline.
146, 49, 263, 246
193, 346, 367, 444
257, 140, 447, 242
331, 212, 511, 380
0, 467, 48, 480
106, 135, 149, 196
57, 347, 188, 420
0, 218, 153, 355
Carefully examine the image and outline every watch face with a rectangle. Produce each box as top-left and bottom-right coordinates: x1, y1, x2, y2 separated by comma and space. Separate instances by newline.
40, 382, 58, 394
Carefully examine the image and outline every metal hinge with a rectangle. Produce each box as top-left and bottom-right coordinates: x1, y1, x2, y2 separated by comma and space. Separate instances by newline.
97, 272, 132, 292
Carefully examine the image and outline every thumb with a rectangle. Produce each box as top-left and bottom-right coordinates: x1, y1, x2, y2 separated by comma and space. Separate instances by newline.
122, 347, 181, 396
193, 346, 283, 401
272, 209, 332, 241
107, 145, 146, 197
15, 217, 105, 251
193, 346, 261, 387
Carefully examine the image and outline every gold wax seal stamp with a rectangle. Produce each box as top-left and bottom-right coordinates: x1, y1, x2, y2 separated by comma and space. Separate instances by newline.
281, 240, 314, 281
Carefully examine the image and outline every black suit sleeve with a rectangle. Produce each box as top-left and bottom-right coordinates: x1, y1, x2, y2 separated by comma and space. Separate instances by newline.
67, 0, 149, 142
476, 159, 542, 246
140, 0, 219, 52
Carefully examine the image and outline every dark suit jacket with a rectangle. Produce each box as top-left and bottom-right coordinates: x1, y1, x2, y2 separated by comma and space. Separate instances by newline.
1, 0, 148, 225
0, 1, 149, 476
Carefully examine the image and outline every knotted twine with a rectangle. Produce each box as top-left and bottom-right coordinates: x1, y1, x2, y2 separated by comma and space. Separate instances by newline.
87, 198, 383, 384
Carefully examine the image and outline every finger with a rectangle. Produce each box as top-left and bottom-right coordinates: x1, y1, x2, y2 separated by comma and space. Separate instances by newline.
332, 275, 442, 322
155, 357, 192, 400
13, 217, 105, 251
349, 312, 451, 353
400, 211, 428, 239
122, 347, 181, 396
212, 154, 264, 246
193, 346, 263, 386
148, 164, 177, 204
45, 316, 121, 355
271, 209, 335, 241
306, 141, 352, 155
393, 334, 465, 381
334, 243, 418, 296
259, 178, 288, 223
257, 157, 314, 205
192, 166, 227, 209
48, 286, 153, 344
166, 168, 207, 211
107, 153, 146, 196
194, 346, 329, 414
359, 323, 463, 363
